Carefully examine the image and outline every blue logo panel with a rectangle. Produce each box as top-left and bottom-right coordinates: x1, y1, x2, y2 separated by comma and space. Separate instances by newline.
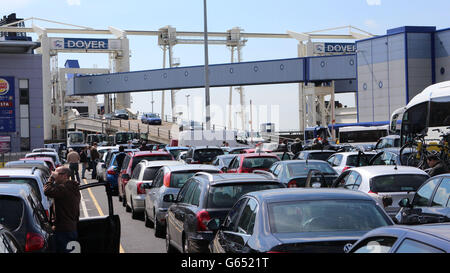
0, 77, 15, 133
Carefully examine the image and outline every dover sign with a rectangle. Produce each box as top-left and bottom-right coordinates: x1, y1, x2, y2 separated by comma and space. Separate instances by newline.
50, 38, 122, 51
314, 43, 356, 54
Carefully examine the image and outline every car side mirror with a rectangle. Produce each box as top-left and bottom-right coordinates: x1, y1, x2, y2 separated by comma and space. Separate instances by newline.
206, 218, 221, 232
163, 194, 175, 203
398, 198, 412, 208
122, 174, 131, 180
221, 166, 228, 173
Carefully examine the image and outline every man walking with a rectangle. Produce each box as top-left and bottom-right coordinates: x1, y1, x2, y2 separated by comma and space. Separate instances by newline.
91, 143, 100, 179
67, 148, 81, 182
44, 166, 81, 253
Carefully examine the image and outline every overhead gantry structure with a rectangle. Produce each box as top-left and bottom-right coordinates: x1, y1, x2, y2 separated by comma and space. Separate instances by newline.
0, 19, 374, 140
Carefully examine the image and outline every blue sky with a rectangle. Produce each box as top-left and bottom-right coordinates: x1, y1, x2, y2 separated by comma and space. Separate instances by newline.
3, 0, 450, 130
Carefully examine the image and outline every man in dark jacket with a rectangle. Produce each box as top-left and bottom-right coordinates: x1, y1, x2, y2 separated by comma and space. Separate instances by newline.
44, 166, 81, 253
90, 143, 100, 179
427, 155, 449, 177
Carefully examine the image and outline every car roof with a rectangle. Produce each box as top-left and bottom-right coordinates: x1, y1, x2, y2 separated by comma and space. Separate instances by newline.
215, 154, 238, 159
352, 166, 429, 176
301, 150, 336, 153
381, 135, 400, 139
331, 151, 377, 156
396, 224, 450, 241
191, 146, 222, 150
26, 151, 57, 156
0, 183, 34, 198
0, 168, 40, 177
245, 188, 375, 203
131, 151, 171, 157
278, 159, 331, 164
164, 164, 220, 172
165, 146, 189, 150
195, 173, 280, 185
139, 160, 183, 167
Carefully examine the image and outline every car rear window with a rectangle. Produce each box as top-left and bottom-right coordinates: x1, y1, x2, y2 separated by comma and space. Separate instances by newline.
143, 167, 162, 181
268, 200, 390, 233
0, 196, 24, 231
242, 157, 279, 169
194, 149, 224, 161
170, 170, 219, 188
207, 183, 283, 209
370, 174, 429, 192
308, 152, 335, 161
287, 162, 337, 177
346, 154, 375, 167
131, 155, 173, 170
0, 178, 41, 201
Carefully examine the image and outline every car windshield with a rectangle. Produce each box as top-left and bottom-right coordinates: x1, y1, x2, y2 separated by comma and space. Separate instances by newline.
207, 183, 283, 208
143, 167, 162, 181
170, 170, 219, 188
0, 196, 24, 231
193, 149, 224, 161
268, 200, 390, 233
69, 133, 84, 144
131, 155, 173, 170
370, 174, 429, 192
308, 152, 335, 161
147, 113, 159, 118
242, 157, 279, 169
167, 149, 187, 159
287, 162, 337, 177
116, 133, 133, 143
346, 154, 375, 167
0, 178, 41, 201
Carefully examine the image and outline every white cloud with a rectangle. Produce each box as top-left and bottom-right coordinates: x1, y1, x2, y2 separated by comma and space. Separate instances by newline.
67, 0, 81, 6
366, 0, 381, 5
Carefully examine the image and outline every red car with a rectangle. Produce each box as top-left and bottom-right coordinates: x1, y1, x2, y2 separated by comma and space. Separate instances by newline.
118, 151, 174, 202
225, 153, 280, 173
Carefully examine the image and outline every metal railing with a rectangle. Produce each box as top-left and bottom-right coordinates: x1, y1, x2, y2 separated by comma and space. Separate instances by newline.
0, 151, 30, 167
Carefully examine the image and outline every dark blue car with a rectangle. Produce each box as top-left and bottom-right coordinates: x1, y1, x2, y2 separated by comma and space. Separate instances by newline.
141, 113, 162, 125
208, 188, 394, 253
349, 223, 450, 253
105, 152, 126, 193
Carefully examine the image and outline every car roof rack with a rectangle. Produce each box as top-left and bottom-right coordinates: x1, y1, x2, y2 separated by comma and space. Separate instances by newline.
194, 172, 214, 182
252, 170, 277, 180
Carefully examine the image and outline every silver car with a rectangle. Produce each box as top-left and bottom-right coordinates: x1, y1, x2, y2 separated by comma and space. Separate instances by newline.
0, 168, 53, 219
95, 146, 118, 181
124, 160, 184, 219
332, 165, 430, 218
144, 164, 221, 238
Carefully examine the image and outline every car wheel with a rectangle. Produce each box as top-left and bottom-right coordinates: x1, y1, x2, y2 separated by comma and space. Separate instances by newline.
154, 212, 165, 238
131, 199, 139, 219
144, 210, 154, 228
125, 196, 131, 212
122, 194, 127, 207
165, 225, 176, 253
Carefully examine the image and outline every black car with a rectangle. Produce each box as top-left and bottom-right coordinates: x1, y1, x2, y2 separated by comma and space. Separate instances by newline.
164, 172, 285, 253
295, 150, 336, 161
0, 183, 53, 252
395, 174, 450, 225
369, 147, 416, 166
0, 224, 22, 253
349, 223, 450, 253
269, 160, 339, 188
184, 146, 225, 164
208, 188, 394, 253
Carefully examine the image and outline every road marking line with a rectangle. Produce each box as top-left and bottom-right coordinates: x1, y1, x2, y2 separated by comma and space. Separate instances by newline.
82, 179, 125, 253
80, 191, 89, 218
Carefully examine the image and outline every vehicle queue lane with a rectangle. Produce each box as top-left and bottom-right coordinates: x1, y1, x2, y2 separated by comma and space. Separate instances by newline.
80, 176, 166, 253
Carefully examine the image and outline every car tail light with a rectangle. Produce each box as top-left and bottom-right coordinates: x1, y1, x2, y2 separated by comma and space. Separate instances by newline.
25, 233, 45, 252
163, 172, 172, 187
196, 210, 211, 231
45, 209, 50, 220
287, 180, 298, 188
107, 167, 117, 175
137, 182, 146, 194
342, 166, 351, 172
368, 190, 378, 194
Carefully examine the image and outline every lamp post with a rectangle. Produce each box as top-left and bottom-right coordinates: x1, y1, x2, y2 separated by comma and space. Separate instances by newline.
203, 0, 211, 130
186, 94, 191, 122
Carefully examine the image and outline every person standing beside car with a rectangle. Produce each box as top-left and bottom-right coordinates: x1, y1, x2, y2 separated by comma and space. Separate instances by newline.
67, 148, 81, 182
80, 147, 88, 179
91, 143, 100, 179
44, 166, 81, 253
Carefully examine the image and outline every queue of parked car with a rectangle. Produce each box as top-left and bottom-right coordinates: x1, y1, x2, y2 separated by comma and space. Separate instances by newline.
0, 140, 448, 254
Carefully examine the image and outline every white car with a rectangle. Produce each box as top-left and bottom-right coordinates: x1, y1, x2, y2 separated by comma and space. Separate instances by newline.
332, 165, 430, 218
326, 152, 377, 175
124, 160, 184, 219
95, 146, 118, 181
